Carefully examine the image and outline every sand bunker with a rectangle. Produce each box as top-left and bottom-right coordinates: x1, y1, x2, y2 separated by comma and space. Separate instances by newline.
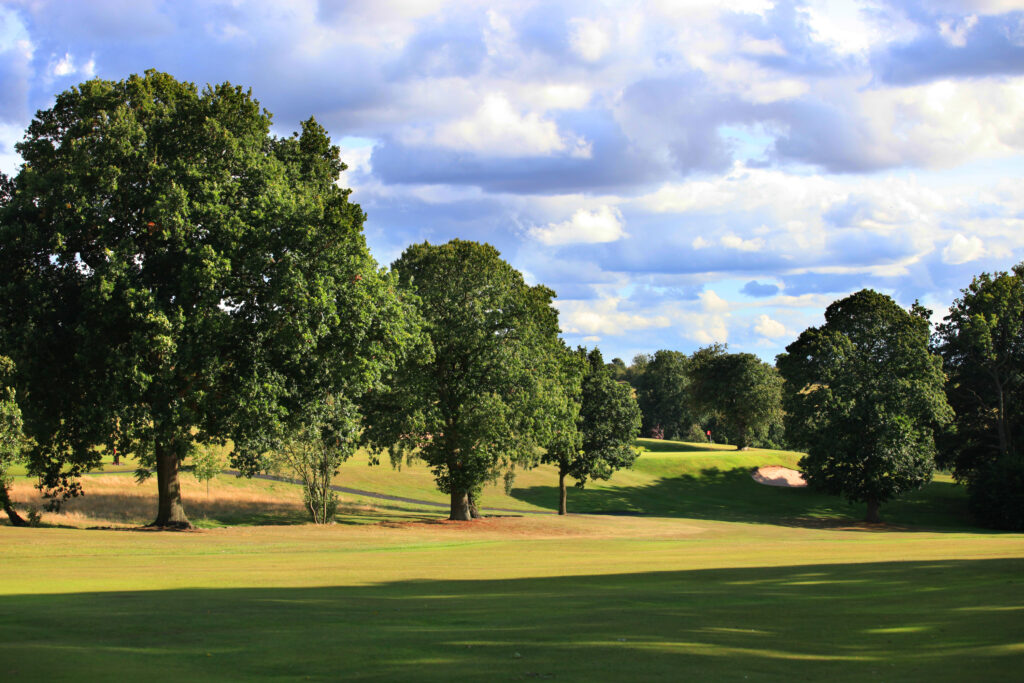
752, 466, 807, 488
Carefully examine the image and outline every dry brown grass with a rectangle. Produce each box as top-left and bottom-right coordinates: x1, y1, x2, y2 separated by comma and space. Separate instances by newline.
8, 473, 310, 527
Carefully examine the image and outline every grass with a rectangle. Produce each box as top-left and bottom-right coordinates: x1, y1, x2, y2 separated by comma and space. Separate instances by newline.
2, 437, 1022, 680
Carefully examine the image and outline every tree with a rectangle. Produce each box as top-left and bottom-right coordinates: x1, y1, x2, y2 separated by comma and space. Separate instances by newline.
631, 350, 694, 439
267, 395, 359, 524
0, 356, 29, 526
189, 443, 224, 499
935, 263, 1024, 529
689, 352, 783, 450
0, 71, 415, 528
362, 240, 563, 521
544, 348, 641, 515
777, 290, 952, 523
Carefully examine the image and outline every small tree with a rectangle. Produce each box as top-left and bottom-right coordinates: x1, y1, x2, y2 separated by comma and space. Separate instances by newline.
269, 397, 358, 524
777, 290, 952, 523
0, 356, 29, 526
544, 348, 642, 515
190, 444, 224, 498
689, 352, 783, 450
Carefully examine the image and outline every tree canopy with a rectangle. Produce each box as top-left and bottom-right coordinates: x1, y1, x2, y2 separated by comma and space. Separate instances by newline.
631, 350, 695, 439
0, 71, 415, 527
361, 239, 563, 521
777, 290, 952, 523
689, 352, 782, 450
936, 263, 1024, 529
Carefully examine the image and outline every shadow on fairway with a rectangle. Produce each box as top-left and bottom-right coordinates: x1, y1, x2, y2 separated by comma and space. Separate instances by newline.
2, 558, 1021, 681
512, 467, 976, 531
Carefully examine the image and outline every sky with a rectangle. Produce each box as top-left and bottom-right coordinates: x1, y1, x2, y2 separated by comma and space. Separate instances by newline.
2, 0, 1023, 364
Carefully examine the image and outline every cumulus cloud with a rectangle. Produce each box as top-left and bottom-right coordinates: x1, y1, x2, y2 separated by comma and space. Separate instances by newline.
529, 205, 626, 245
557, 297, 671, 335
3, 0, 1023, 364
400, 93, 591, 158
753, 314, 787, 339
942, 233, 986, 264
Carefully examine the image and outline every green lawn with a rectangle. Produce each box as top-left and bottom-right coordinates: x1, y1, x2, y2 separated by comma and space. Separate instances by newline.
3, 437, 1022, 680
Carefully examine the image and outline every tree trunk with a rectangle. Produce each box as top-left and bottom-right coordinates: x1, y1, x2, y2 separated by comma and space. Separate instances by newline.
150, 441, 191, 529
449, 488, 471, 521
558, 471, 567, 516
468, 491, 482, 519
1, 484, 28, 527
865, 499, 881, 524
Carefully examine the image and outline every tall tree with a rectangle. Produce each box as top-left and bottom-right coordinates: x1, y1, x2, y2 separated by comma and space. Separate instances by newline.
544, 348, 641, 515
362, 240, 563, 521
690, 352, 783, 450
0, 71, 414, 527
935, 263, 1024, 529
777, 290, 952, 523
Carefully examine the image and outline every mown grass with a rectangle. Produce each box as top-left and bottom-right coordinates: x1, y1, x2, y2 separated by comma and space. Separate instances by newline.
2, 517, 1023, 681
3, 437, 1021, 680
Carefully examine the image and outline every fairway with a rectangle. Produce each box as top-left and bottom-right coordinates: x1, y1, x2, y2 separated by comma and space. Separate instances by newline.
3, 440, 1024, 680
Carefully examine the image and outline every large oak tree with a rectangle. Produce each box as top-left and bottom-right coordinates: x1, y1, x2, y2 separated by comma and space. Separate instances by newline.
777, 290, 952, 523
0, 71, 414, 527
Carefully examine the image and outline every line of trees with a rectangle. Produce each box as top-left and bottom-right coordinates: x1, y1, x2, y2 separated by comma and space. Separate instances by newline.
1, 71, 1020, 530
610, 345, 785, 451
0, 71, 641, 527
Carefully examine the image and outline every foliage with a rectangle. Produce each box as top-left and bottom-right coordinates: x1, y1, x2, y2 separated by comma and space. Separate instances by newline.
0, 355, 29, 525
189, 443, 224, 499
362, 239, 562, 520
689, 352, 783, 450
268, 396, 359, 524
777, 290, 953, 522
935, 263, 1024, 529
0, 71, 415, 527
630, 350, 695, 439
542, 347, 641, 514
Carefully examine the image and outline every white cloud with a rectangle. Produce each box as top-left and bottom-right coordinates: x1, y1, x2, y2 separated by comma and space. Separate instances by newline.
942, 233, 986, 264
530, 205, 626, 245
692, 236, 712, 249
721, 233, 764, 252
753, 314, 787, 339
557, 298, 671, 335
569, 17, 611, 62
401, 93, 591, 158
47, 51, 95, 79
51, 52, 75, 77
939, 15, 978, 47
700, 290, 731, 314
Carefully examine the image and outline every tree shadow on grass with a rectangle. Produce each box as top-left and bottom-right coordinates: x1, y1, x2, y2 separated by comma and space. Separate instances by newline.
2, 558, 1021, 681
513, 467, 979, 532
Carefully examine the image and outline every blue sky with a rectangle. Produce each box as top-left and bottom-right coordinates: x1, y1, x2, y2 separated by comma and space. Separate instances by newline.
2, 0, 1023, 363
